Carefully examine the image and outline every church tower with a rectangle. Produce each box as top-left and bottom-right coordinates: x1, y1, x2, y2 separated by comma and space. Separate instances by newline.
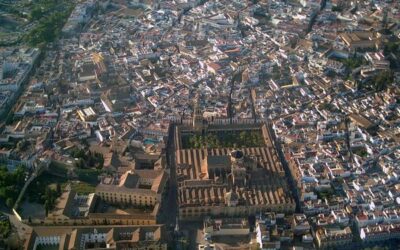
192, 93, 204, 132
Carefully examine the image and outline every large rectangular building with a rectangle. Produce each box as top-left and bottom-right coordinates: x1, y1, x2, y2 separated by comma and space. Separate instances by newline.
174, 117, 295, 220
24, 225, 167, 250
96, 169, 168, 207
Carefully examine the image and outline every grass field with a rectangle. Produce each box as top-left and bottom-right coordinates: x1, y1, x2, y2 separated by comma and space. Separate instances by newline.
67, 181, 96, 195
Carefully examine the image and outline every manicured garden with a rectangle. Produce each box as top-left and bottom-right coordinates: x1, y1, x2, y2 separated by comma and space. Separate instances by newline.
24, 163, 101, 214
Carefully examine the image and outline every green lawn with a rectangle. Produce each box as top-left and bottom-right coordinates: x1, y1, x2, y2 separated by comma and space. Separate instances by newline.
26, 167, 101, 204
67, 182, 96, 195
48, 161, 101, 184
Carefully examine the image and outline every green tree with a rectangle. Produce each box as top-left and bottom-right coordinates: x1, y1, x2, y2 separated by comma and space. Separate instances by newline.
56, 183, 61, 195
25, 5, 74, 46
44, 200, 50, 216
239, 131, 247, 143
384, 41, 399, 56
94, 152, 104, 169
16, 139, 28, 151
5, 112, 14, 125
5, 197, 14, 208
0, 220, 11, 239
0, 165, 25, 207
74, 158, 86, 169
71, 148, 86, 159
44, 186, 57, 213
30, 6, 44, 20
373, 71, 393, 91
343, 57, 363, 70
13, 165, 26, 184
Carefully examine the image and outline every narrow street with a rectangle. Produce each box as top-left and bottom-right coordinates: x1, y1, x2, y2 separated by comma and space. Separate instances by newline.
267, 123, 301, 212
159, 124, 178, 232
227, 70, 243, 123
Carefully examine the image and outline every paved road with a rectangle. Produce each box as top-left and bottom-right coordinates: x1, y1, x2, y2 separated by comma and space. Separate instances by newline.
267, 123, 301, 212
159, 124, 178, 231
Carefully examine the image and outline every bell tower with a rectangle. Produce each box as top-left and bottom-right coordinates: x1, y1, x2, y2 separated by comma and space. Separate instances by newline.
192, 93, 204, 132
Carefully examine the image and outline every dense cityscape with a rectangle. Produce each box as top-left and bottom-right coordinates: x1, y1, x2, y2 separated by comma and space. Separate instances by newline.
0, 0, 400, 249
